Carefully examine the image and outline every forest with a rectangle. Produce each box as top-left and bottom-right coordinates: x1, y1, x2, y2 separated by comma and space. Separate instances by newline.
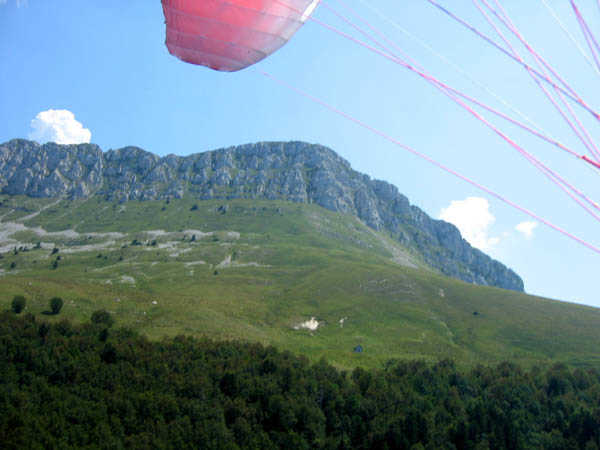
1, 311, 600, 449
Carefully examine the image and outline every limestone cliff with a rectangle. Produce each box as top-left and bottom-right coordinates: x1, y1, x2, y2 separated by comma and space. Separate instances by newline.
0, 139, 524, 291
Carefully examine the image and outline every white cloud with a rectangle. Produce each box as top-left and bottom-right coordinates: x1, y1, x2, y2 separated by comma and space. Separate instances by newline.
439, 197, 500, 251
28, 109, 91, 145
515, 221, 538, 239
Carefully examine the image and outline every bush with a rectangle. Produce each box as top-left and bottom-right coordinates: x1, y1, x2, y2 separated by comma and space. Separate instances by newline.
91, 309, 114, 328
11, 295, 26, 314
50, 297, 64, 315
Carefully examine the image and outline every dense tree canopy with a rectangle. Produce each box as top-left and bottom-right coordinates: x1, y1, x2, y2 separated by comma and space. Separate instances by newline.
1, 312, 599, 449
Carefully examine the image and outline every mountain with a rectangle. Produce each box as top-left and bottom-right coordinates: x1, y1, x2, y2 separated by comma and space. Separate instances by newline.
2, 139, 600, 369
0, 139, 522, 291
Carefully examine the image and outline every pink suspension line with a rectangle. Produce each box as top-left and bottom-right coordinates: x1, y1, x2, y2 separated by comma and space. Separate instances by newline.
332, 0, 583, 160
328, 0, 425, 72
438, 86, 600, 219
583, 155, 600, 170
424, 0, 600, 123
475, 0, 600, 163
540, 0, 600, 77
259, 70, 600, 255
326, 1, 576, 158
489, 0, 582, 102
573, 0, 600, 56
430, 80, 600, 220
485, 0, 600, 161
571, 0, 600, 72
309, 0, 600, 215
435, 0, 577, 102
445, 0, 600, 161
272, 0, 600, 219
356, 0, 590, 160
341, 0, 600, 212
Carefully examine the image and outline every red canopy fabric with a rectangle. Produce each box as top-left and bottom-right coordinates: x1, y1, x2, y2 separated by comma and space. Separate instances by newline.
162, 0, 320, 72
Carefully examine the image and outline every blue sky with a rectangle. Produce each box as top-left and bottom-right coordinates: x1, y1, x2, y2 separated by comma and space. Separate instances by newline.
1, 0, 599, 306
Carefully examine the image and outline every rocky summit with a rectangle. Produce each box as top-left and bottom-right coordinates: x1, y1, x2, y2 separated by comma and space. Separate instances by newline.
0, 139, 523, 291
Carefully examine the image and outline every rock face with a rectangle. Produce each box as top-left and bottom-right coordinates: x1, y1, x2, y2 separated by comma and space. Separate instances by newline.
0, 139, 524, 291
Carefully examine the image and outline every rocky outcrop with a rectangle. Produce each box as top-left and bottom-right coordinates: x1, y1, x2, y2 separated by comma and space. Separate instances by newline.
0, 139, 524, 291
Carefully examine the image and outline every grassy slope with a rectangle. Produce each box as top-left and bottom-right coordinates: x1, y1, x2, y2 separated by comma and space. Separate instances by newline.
1, 195, 599, 370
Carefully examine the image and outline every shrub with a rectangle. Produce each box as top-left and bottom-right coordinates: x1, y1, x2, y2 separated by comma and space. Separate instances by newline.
11, 295, 26, 314
38, 322, 50, 338
91, 309, 114, 328
50, 297, 64, 315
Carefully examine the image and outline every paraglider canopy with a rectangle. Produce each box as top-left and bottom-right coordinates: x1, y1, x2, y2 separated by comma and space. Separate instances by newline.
162, 0, 320, 72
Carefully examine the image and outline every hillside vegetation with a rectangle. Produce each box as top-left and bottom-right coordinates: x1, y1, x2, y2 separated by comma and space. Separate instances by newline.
1, 195, 599, 370
2, 312, 600, 449
0, 139, 523, 290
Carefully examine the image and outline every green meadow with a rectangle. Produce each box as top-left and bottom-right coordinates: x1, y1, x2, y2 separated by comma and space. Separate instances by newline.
1, 195, 599, 370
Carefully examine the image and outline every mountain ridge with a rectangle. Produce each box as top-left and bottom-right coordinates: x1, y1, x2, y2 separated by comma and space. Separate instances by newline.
0, 138, 523, 291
